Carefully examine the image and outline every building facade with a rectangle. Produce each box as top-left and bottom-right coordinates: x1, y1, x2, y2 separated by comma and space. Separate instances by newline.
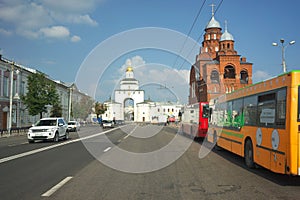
189, 11, 253, 104
0, 55, 93, 132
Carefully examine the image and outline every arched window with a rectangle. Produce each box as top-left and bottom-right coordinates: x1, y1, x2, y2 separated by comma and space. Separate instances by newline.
224, 66, 235, 79
210, 70, 219, 83
240, 70, 249, 84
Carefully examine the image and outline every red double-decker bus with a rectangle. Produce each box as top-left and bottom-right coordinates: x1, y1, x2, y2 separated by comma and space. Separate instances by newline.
180, 102, 210, 139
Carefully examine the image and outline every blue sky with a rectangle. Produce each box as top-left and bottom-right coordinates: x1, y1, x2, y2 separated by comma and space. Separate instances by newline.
0, 0, 299, 103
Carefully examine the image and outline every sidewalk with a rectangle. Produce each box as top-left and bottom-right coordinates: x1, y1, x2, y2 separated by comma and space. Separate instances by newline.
0, 129, 28, 138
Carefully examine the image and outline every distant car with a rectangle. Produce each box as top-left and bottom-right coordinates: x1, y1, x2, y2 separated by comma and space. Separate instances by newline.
67, 121, 81, 132
102, 120, 114, 128
27, 117, 68, 143
168, 116, 176, 122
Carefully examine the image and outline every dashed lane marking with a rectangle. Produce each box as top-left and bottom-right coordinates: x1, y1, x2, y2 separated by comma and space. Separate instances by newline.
0, 126, 126, 164
41, 176, 73, 197
103, 147, 112, 152
123, 125, 138, 139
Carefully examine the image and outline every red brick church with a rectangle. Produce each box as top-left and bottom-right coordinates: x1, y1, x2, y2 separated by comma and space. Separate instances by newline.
189, 8, 253, 104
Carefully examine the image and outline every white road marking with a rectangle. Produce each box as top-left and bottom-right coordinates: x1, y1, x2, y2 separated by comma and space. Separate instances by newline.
0, 126, 126, 164
123, 125, 138, 139
103, 147, 112, 152
41, 176, 73, 197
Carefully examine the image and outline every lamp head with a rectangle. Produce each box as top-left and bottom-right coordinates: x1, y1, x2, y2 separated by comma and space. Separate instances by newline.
289, 40, 296, 45
280, 38, 285, 44
272, 42, 278, 46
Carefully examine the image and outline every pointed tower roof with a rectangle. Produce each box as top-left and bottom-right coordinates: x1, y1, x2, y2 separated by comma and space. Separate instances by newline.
206, 4, 221, 29
220, 20, 234, 41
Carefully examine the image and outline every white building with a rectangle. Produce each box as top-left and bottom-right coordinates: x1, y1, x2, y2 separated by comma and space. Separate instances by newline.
103, 62, 183, 123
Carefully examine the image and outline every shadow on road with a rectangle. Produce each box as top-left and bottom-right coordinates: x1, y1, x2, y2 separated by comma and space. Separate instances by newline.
192, 138, 300, 187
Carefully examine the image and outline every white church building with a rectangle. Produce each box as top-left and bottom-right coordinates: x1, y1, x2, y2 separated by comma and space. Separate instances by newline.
102, 63, 183, 123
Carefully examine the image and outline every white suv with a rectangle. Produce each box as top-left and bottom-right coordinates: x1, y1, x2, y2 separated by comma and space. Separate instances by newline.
27, 117, 68, 143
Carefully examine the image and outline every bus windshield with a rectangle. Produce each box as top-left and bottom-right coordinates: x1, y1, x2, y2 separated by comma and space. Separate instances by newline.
202, 104, 210, 118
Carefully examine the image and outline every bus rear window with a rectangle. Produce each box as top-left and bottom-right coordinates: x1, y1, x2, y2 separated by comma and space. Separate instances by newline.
202, 104, 209, 118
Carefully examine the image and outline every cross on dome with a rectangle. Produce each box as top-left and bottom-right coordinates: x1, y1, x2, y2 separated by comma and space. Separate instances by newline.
220, 20, 234, 41
209, 3, 215, 16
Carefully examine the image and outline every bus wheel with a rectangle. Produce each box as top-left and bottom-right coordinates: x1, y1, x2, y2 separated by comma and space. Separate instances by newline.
245, 139, 255, 168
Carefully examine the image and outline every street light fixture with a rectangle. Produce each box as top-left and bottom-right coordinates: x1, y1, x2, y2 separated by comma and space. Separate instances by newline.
8, 62, 20, 136
272, 38, 296, 73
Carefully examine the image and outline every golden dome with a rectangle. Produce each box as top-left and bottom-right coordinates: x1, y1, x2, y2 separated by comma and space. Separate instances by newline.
126, 66, 133, 72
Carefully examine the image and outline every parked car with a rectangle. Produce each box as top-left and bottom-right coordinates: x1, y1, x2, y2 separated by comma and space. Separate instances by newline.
27, 117, 68, 143
67, 121, 81, 132
102, 120, 114, 128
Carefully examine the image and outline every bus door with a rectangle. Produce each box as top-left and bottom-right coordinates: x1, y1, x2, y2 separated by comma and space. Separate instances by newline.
297, 86, 300, 175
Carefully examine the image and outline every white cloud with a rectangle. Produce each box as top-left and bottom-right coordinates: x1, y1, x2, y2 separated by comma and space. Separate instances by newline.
0, 28, 12, 36
0, 0, 100, 41
252, 70, 273, 83
39, 26, 70, 39
41, 0, 103, 13
71, 35, 81, 42
119, 56, 146, 74
19, 29, 39, 39
73, 15, 98, 26
49, 12, 98, 26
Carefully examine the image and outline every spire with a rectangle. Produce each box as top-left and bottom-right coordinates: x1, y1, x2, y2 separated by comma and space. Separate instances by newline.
125, 59, 133, 72
206, 3, 221, 29
220, 20, 234, 41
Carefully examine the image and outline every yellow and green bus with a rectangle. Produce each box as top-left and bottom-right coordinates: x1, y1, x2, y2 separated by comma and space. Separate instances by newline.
208, 70, 300, 175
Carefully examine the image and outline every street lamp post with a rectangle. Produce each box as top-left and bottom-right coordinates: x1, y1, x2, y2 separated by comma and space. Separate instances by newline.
14, 69, 20, 129
68, 86, 73, 122
8, 63, 15, 135
8, 63, 20, 135
272, 38, 295, 73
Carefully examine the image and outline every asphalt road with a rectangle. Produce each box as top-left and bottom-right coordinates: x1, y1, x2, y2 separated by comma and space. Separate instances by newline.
0, 124, 299, 200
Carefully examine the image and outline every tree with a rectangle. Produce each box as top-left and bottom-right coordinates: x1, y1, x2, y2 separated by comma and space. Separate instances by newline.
21, 72, 60, 119
72, 96, 94, 120
50, 103, 63, 117
95, 102, 107, 118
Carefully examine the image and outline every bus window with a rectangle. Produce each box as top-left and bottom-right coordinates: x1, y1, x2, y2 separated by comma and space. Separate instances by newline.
258, 93, 276, 127
224, 101, 233, 127
232, 98, 243, 128
276, 88, 286, 128
243, 95, 258, 126
216, 102, 227, 127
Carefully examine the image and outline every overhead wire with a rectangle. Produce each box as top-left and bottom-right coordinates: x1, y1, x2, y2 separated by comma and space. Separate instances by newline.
176, 0, 224, 71
171, 0, 207, 70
